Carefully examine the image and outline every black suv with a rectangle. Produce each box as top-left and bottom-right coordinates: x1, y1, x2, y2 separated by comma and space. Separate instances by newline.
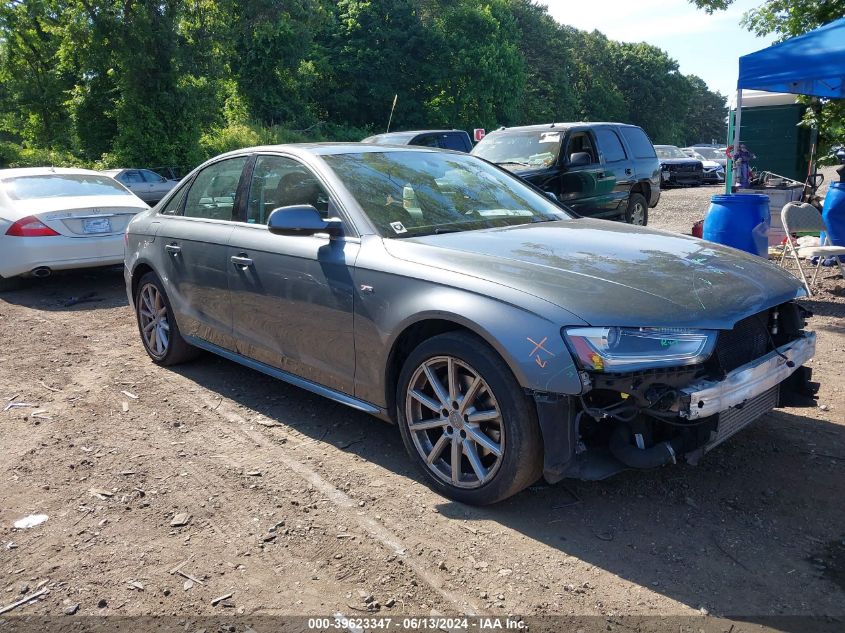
362, 129, 473, 153
471, 123, 660, 225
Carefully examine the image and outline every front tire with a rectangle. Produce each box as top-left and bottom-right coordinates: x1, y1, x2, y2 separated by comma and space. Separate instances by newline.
396, 332, 543, 505
134, 272, 199, 366
625, 192, 648, 226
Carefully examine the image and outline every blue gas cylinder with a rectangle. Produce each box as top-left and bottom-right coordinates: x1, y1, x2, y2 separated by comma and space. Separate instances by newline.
821, 181, 845, 246
703, 193, 770, 256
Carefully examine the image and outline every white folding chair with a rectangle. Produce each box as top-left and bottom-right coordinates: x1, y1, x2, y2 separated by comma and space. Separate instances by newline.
779, 202, 845, 296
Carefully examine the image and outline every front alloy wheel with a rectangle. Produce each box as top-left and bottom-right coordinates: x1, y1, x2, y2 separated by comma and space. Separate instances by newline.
406, 356, 505, 489
396, 332, 543, 504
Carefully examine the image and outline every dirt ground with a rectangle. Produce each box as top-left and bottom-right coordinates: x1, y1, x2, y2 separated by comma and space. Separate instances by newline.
2, 190, 844, 631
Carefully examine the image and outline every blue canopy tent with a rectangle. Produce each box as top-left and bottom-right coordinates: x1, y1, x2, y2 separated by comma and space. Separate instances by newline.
727, 16, 845, 190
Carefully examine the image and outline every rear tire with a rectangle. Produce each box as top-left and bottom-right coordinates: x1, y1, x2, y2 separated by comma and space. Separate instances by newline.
396, 331, 543, 505
134, 271, 199, 366
0, 275, 24, 292
625, 192, 648, 226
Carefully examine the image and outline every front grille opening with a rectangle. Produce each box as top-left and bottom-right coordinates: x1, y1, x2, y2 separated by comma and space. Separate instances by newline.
709, 310, 773, 374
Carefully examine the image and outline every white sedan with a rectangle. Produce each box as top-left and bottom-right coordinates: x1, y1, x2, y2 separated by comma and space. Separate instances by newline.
0, 167, 148, 290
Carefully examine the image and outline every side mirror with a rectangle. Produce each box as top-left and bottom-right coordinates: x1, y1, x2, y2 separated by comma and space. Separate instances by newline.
267, 205, 342, 237
569, 152, 591, 167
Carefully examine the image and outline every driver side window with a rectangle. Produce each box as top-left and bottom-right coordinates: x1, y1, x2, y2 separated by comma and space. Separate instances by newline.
245, 155, 330, 225
567, 132, 598, 164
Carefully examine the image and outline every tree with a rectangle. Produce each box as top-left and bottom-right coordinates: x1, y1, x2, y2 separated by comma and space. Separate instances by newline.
319, 0, 435, 130
681, 75, 727, 145
230, 0, 323, 128
0, 0, 75, 148
424, 0, 526, 130
507, 0, 579, 124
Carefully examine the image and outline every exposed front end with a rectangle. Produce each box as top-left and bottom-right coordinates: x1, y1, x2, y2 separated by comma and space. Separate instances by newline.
660, 161, 704, 187
538, 301, 818, 482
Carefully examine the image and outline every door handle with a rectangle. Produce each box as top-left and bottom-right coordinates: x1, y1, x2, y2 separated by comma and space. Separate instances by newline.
164, 244, 181, 255
625, 168, 633, 175
231, 255, 253, 268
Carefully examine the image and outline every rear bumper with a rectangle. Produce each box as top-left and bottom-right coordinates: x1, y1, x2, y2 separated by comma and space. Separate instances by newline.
0, 234, 125, 278
680, 332, 816, 419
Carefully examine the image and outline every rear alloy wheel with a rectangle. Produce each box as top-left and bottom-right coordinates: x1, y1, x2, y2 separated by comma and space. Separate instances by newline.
135, 272, 198, 366
625, 192, 648, 226
397, 332, 543, 505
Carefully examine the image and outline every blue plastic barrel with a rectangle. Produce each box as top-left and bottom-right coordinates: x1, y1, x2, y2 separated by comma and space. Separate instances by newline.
703, 193, 770, 256
822, 181, 845, 246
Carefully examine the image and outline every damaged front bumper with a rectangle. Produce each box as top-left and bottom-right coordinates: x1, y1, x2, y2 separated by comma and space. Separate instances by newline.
680, 332, 816, 419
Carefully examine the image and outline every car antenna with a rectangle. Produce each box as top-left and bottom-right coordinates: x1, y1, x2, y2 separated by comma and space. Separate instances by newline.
386, 94, 398, 133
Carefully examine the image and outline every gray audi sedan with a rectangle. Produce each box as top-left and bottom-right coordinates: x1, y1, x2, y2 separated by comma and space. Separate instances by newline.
124, 144, 817, 504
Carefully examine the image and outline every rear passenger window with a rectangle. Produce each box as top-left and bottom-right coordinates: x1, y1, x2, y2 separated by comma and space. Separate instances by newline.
440, 133, 469, 152
619, 127, 657, 159
122, 171, 143, 184
595, 129, 627, 162
183, 157, 248, 221
412, 135, 440, 148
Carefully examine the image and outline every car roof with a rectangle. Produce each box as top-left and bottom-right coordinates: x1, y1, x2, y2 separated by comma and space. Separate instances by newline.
213, 143, 457, 159
0, 166, 106, 178
654, 145, 680, 149
369, 129, 465, 137
489, 122, 640, 134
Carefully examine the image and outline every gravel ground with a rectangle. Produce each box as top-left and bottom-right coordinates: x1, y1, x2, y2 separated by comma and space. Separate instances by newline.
1, 179, 843, 630
649, 166, 839, 235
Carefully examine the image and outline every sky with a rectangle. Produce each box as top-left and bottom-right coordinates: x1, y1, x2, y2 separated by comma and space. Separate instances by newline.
538, 0, 775, 97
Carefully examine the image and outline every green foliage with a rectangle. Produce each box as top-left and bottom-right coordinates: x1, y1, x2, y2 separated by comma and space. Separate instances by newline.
0, 0, 728, 169
0, 140, 87, 168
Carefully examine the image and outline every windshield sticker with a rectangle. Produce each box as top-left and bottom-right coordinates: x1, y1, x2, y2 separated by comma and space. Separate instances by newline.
539, 132, 561, 143
389, 221, 407, 234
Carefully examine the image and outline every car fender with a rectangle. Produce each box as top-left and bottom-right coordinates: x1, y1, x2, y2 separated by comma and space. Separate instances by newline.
351, 258, 588, 409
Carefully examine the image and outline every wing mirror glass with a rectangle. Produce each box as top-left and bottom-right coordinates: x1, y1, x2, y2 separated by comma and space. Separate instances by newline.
267, 205, 342, 237
569, 152, 591, 167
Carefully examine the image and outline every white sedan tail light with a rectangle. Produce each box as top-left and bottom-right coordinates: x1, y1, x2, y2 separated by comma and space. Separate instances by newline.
5, 216, 60, 237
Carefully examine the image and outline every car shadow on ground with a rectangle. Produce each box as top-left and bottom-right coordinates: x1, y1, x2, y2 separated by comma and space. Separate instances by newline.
7, 268, 841, 621
169, 352, 845, 622
0, 267, 127, 311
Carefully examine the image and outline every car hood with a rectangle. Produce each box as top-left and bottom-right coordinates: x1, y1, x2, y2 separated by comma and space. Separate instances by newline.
660, 158, 701, 166
383, 219, 804, 329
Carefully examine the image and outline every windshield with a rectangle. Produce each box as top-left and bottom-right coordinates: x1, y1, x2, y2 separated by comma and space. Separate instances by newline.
692, 147, 725, 160
322, 151, 571, 238
3, 174, 132, 200
471, 131, 562, 168
655, 146, 689, 159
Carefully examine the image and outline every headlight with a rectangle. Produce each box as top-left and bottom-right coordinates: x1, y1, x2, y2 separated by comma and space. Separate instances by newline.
562, 327, 717, 372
